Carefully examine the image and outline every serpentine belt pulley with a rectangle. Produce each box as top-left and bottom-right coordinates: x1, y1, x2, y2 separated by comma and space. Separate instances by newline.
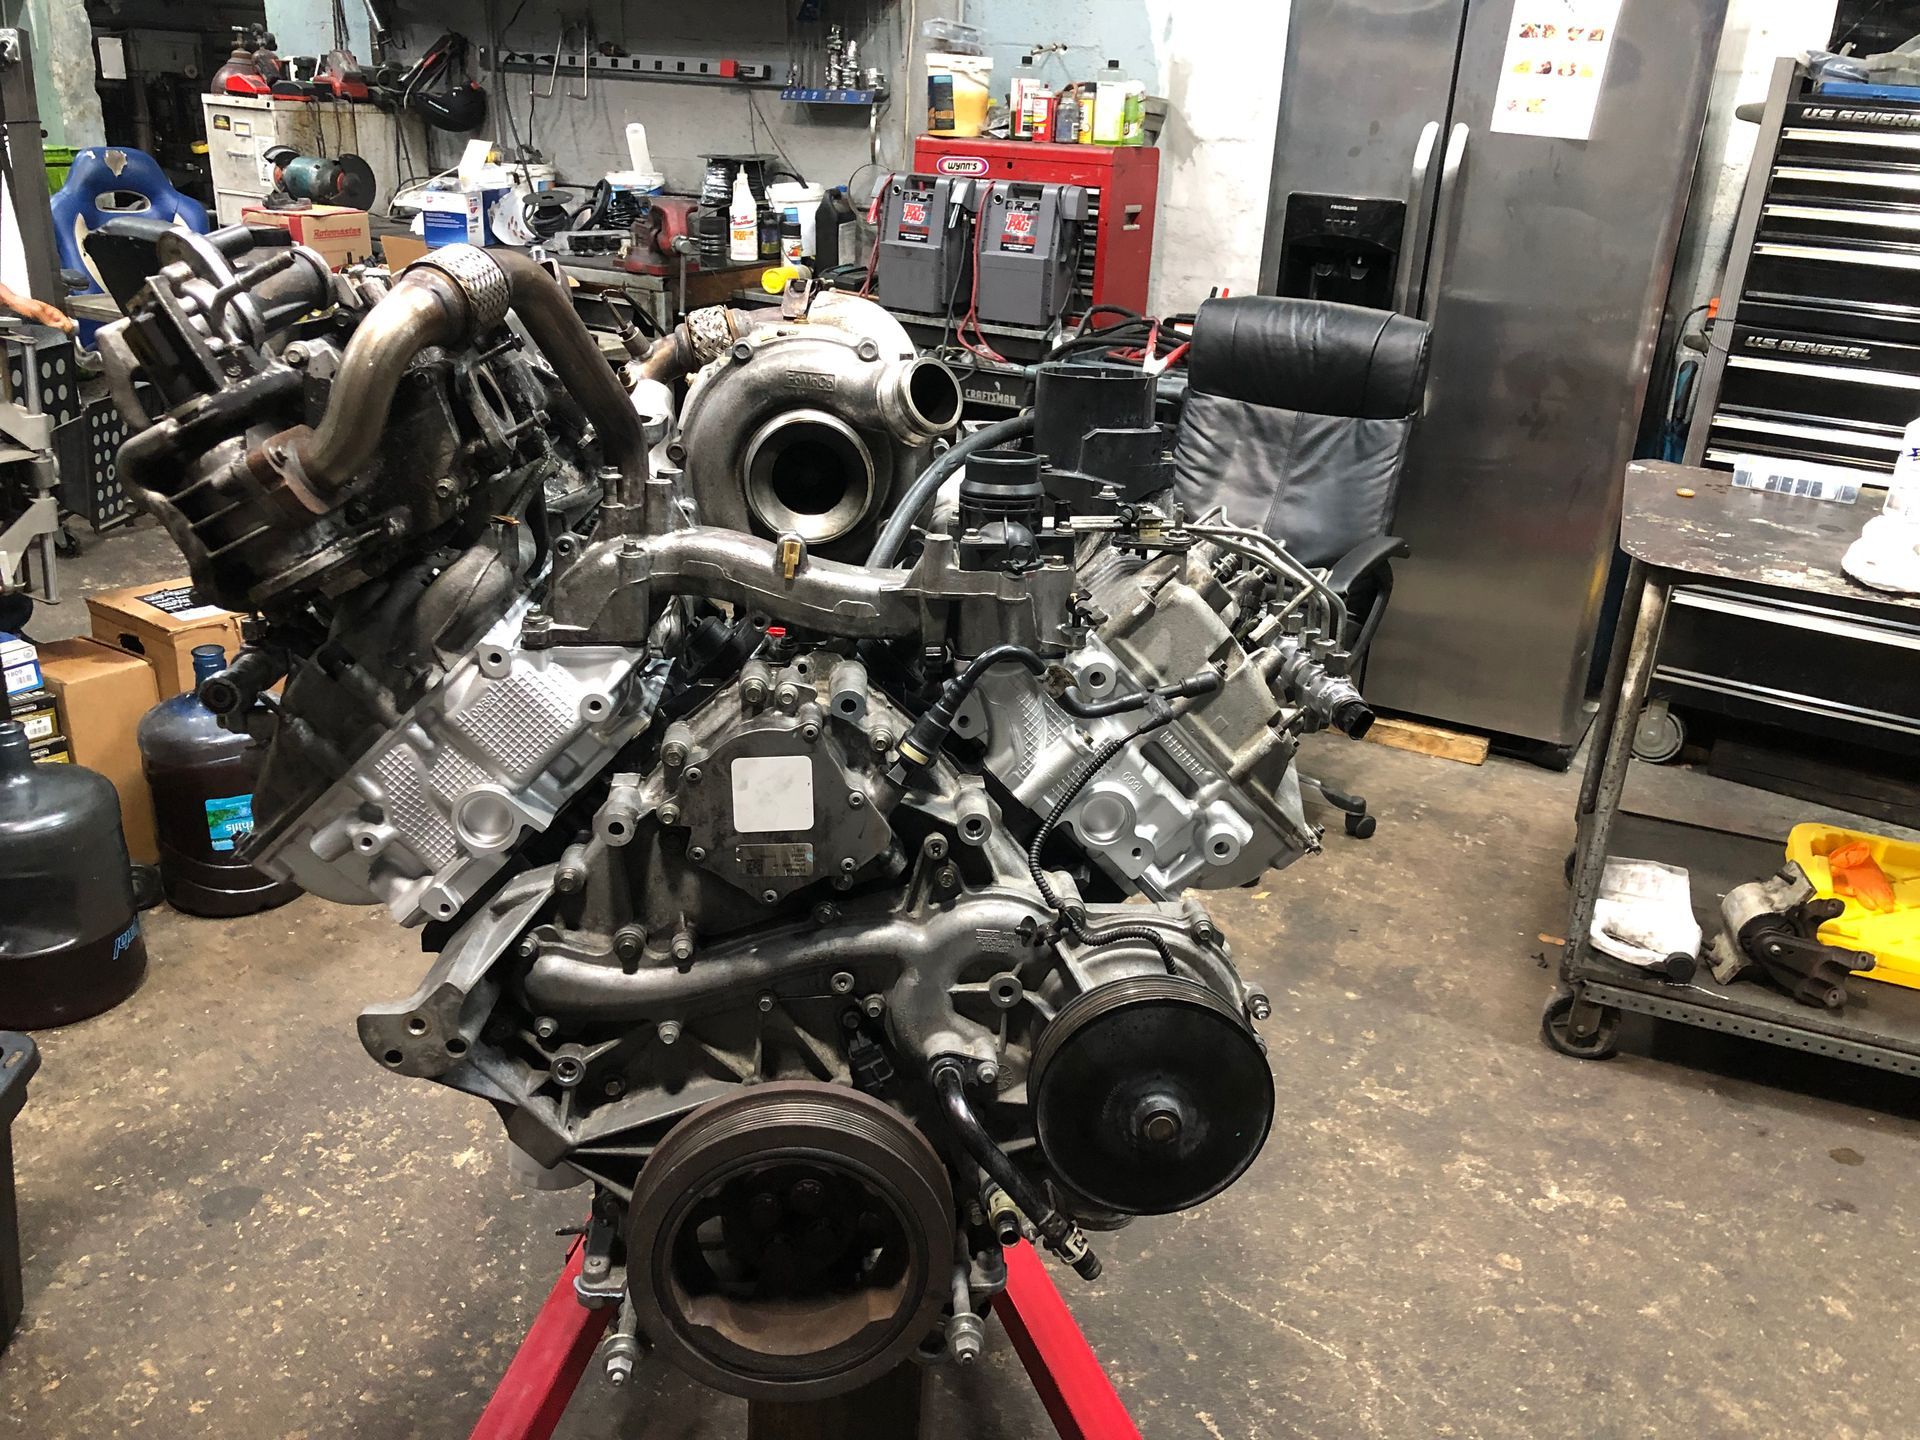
1031, 973, 1275, 1216
624, 1081, 955, 1402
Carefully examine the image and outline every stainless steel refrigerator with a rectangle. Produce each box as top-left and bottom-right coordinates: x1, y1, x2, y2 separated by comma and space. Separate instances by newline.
1259, 0, 1729, 754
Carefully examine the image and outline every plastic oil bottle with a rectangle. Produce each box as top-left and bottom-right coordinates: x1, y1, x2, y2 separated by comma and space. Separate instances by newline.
728, 167, 758, 264
1092, 60, 1145, 146
138, 644, 300, 917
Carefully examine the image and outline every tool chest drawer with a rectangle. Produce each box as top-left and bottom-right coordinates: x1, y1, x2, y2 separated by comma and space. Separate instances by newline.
1740, 110, 1920, 345
1652, 583, 1920, 756
1706, 327, 1920, 477
1740, 241, 1920, 344
1776, 98, 1920, 170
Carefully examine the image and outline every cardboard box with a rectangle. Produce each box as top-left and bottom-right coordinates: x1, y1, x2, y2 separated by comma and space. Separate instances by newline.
380, 233, 429, 270
2, 633, 40, 697
37, 637, 160, 863
241, 203, 374, 269
416, 186, 507, 248
87, 579, 247, 699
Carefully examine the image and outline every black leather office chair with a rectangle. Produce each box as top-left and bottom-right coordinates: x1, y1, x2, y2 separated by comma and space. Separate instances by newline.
1164, 296, 1431, 839
1169, 296, 1432, 664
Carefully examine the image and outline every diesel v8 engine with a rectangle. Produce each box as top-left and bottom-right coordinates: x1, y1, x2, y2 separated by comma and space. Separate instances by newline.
96, 225, 1376, 1402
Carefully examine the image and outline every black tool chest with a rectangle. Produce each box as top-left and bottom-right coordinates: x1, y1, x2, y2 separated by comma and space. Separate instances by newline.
1666, 61, 1920, 766
1689, 66, 1920, 482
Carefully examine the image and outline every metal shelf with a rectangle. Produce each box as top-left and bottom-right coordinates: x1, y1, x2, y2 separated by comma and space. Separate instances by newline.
780, 87, 883, 105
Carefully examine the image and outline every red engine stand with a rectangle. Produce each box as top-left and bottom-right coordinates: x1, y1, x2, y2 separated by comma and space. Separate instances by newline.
469, 1240, 611, 1440
468, 1238, 1141, 1440
991, 1239, 1143, 1440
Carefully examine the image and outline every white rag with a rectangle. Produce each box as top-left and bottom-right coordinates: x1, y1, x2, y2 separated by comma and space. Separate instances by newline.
1843, 514, 1920, 595
1590, 857, 1702, 970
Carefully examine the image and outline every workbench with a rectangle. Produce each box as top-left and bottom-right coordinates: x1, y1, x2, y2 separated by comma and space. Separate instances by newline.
1552, 460, 1920, 1073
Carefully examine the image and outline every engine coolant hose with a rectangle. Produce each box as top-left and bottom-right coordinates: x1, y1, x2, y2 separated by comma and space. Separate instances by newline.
930, 1059, 1102, 1281
865, 410, 1036, 568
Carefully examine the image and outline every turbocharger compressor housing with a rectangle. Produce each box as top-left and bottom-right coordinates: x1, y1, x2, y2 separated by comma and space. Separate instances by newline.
676, 321, 963, 560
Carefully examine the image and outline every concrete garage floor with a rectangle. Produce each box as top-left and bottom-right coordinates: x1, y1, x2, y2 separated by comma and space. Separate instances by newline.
6, 522, 1918, 1439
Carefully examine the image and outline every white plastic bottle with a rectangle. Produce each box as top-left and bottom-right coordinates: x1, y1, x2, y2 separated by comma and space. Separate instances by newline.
1092, 60, 1129, 145
1888, 415, 1920, 523
728, 169, 757, 264
1843, 413, 1920, 592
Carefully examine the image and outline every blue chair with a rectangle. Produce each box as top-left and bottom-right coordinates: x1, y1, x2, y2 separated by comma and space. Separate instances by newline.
51, 147, 209, 343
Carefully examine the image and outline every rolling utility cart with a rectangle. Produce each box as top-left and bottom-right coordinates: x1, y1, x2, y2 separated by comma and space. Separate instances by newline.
1551, 461, 1920, 1071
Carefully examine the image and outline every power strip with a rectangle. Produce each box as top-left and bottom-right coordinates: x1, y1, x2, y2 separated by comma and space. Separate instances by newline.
488, 48, 776, 86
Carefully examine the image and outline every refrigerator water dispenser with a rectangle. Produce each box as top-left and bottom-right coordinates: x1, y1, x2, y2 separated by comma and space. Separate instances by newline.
1275, 193, 1406, 311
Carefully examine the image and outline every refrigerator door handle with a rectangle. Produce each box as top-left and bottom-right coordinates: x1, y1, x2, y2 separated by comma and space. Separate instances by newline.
1395, 121, 1444, 315
1421, 123, 1472, 323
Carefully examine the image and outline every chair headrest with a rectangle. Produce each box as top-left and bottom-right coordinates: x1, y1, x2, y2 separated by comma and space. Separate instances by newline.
1187, 296, 1432, 421
62, 146, 172, 201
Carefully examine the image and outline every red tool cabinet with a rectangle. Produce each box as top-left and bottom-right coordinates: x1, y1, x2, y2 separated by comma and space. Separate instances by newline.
912, 137, 1160, 316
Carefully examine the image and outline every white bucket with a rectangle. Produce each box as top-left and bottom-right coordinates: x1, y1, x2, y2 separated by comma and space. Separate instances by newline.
927, 52, 993, 136
768, 180, 826, 257
606, 170, 665, 195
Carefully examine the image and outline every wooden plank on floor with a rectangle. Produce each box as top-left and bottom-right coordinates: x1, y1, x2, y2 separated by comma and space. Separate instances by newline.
1362, 716, 1490, 766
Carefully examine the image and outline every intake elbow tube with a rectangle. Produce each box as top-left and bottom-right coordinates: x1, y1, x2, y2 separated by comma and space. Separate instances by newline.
849, 356, 965, 447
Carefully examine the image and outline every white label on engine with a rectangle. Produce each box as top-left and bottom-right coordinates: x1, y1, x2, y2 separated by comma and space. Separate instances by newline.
732, 756, 815, 833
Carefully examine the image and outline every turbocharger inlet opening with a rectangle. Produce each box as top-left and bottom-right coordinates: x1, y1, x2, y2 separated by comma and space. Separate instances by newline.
773, 441, 851, 516
745, 411, 878, 544
901, 359, 965, 436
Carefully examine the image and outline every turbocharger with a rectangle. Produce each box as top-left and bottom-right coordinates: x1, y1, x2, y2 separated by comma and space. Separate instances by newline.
656, 295, 965, 558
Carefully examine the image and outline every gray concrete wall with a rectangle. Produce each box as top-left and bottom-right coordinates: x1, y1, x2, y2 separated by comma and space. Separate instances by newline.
243, 0, 1820, 326
23, 0, 105, 148
969, 0, 1836, 319
263, 0, 375, 68
261, 0, 956, 200
1677, 0, 1841, 316
970, 0, 1289, 315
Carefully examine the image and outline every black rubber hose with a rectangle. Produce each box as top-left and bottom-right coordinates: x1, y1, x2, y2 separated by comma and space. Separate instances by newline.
930, 1061, 1102, 1281
198, 647, 289, 717
1073, 303, 1143, 333
865, 410, 1036, 568
1043, 329, 1184, 363
898, 644, 1221, 771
